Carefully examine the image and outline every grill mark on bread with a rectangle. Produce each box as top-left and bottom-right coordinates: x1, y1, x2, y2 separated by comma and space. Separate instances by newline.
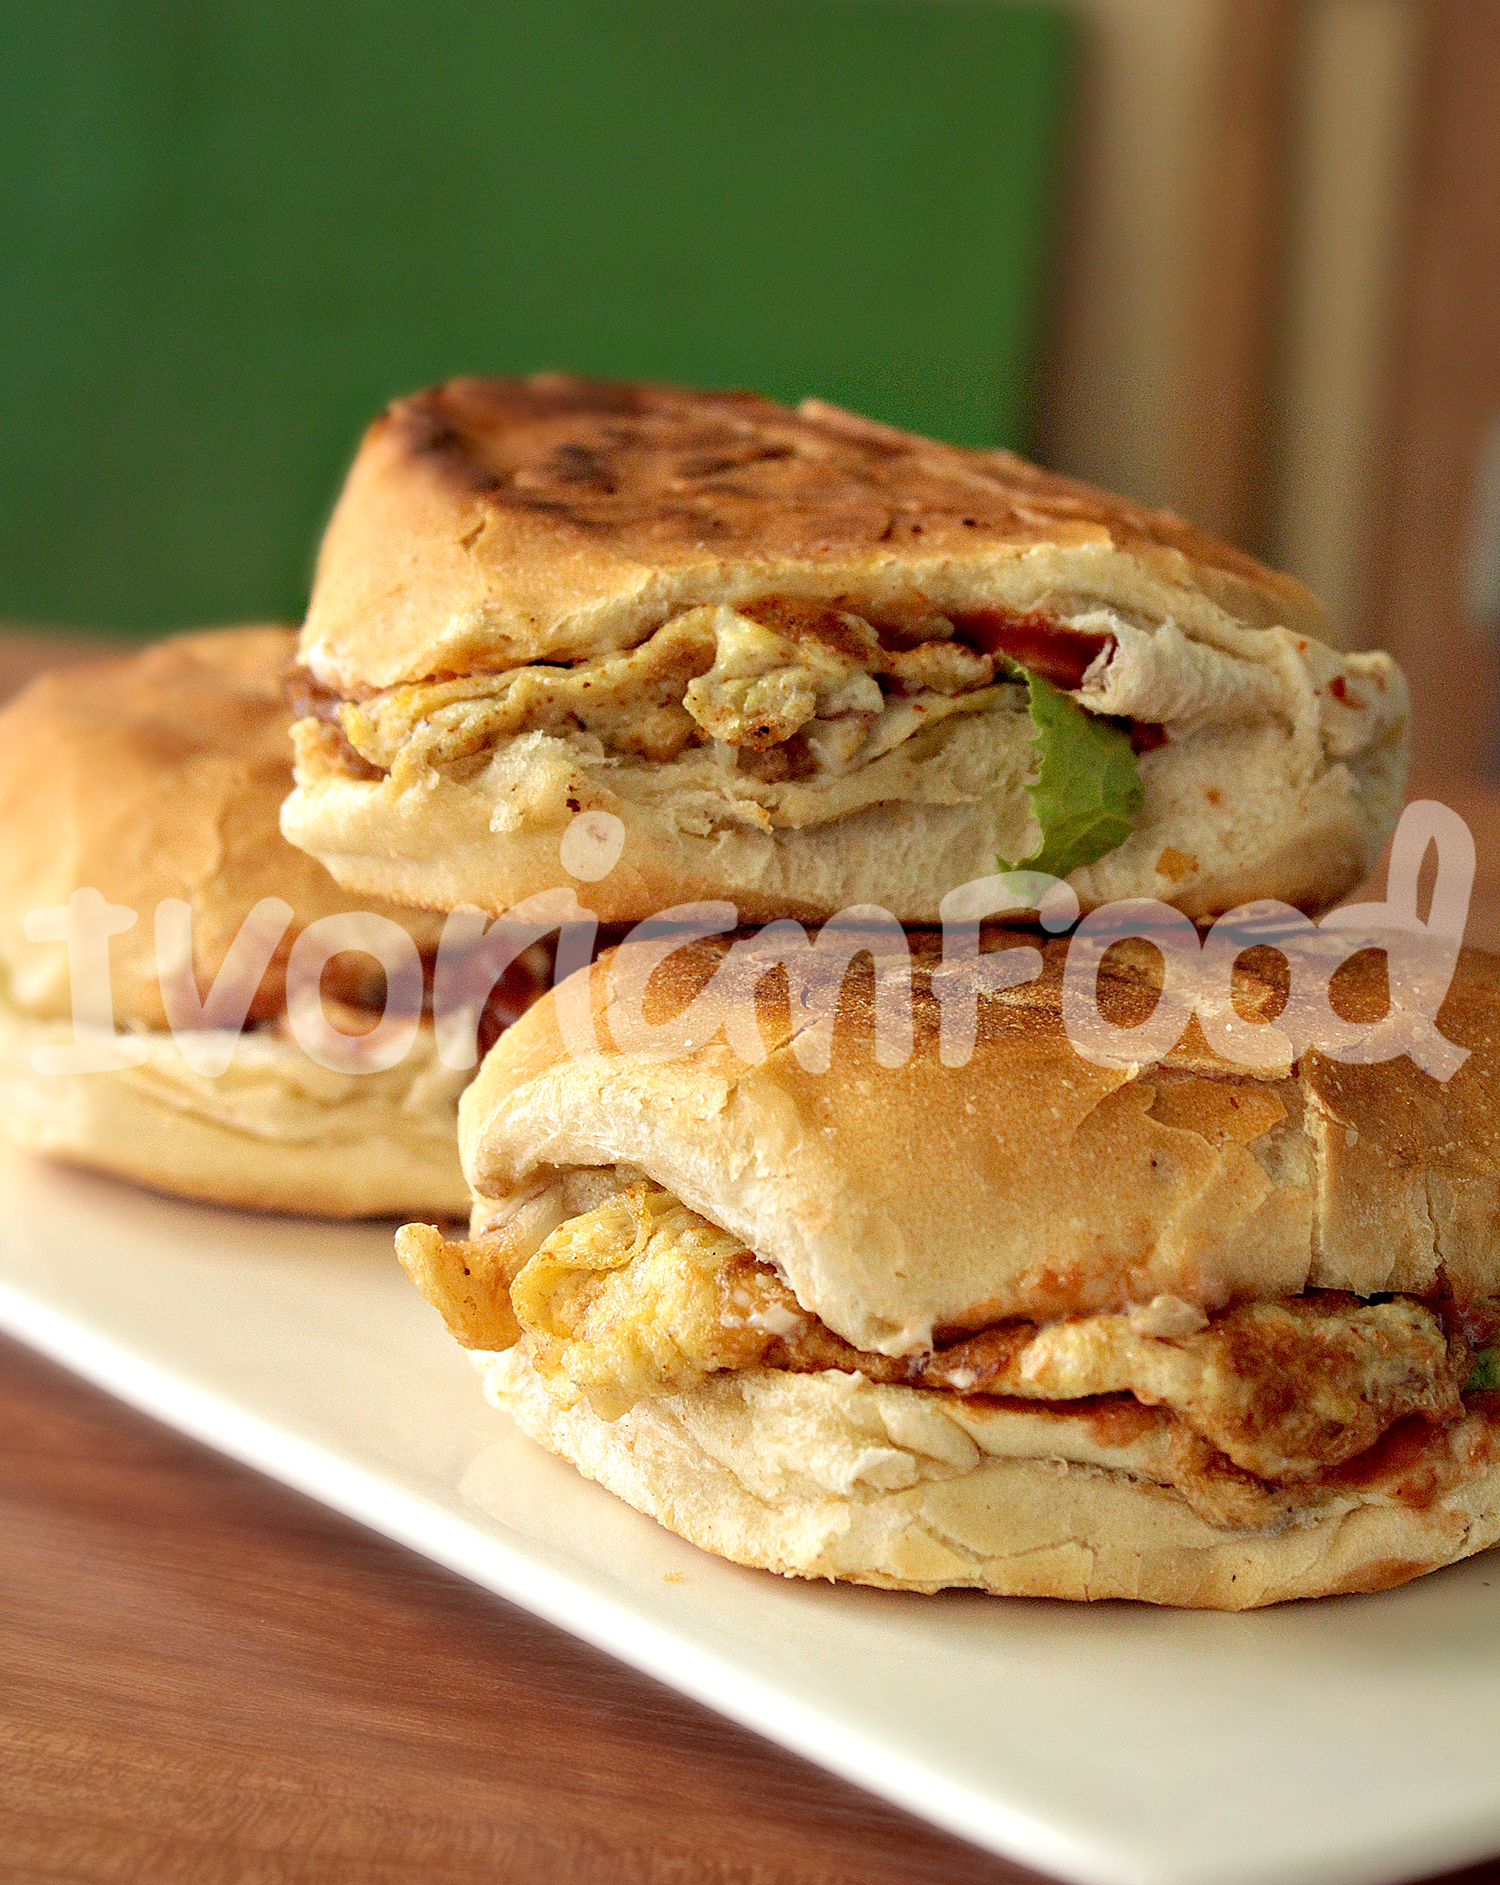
364, 376, 1324, 620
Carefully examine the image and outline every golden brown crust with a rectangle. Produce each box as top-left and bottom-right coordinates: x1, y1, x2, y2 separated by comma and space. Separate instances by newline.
0, 627, 444, 1031
459, 936, 1500, 1349
300, 375, 1325, 691
1303, 949, 1500, 1296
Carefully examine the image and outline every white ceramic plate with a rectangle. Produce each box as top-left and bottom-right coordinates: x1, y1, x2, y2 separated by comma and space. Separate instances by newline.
1, 1145, 1498, 1885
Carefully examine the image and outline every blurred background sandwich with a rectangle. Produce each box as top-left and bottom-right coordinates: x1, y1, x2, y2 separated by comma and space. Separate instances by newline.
0, 628, 546, 1216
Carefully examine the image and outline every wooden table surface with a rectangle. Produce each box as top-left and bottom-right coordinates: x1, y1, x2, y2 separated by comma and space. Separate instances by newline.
3, 632, 1500, 1885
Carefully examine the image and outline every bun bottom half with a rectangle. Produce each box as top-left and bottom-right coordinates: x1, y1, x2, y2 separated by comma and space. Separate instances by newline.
285, 711, 1401, 926
477, 1350, 1500, 1610
0, 992, 469, 1219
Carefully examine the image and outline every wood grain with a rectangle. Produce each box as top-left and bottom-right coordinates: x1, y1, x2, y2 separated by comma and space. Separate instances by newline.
4, 1293, 1500, 1885
1360, 0, 1500, 777
0, 1335, 1045, 1885
1036, 0, 1296, 554
1176, 0, 1296, 554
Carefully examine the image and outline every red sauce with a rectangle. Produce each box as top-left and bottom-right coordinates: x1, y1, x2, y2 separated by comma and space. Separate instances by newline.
951, 609, 1113, 690
1326, 1416, 1442, 1510
1068, 1394, 1163, 1446
952, 1393, 1163, 1446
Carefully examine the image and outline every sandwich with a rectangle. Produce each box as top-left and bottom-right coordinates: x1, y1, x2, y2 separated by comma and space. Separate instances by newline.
283, 374, 1407, 924
398, 932, 1500, 1608
0, 627, 544, 1217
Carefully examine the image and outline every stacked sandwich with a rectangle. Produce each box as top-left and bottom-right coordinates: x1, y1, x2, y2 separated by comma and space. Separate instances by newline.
113, 374, 1500, 1606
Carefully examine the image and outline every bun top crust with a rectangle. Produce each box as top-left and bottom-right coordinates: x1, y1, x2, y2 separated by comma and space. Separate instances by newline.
0, 627, 443, 1029
458, 934, 1500, 1353
300, 375, 1325, 691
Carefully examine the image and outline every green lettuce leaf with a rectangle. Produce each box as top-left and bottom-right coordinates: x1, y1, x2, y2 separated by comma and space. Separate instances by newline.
998, 667, 1144, 879
1466, 1347, 1500, 1392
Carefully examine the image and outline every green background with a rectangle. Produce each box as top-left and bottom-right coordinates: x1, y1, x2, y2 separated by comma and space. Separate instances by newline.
0, 0, 1072, 635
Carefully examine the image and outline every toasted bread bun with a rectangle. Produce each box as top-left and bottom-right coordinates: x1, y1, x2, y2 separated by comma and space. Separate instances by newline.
0, 627, 444, 1029
282, 377, 1407, 924
460, 935, 1500, 1351
433, 933, 1500, 1604
0, 628, 466, 1216
0, 981, 467, 1217
477, 1349, 1500, 1610
300, 376, 1326, 688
